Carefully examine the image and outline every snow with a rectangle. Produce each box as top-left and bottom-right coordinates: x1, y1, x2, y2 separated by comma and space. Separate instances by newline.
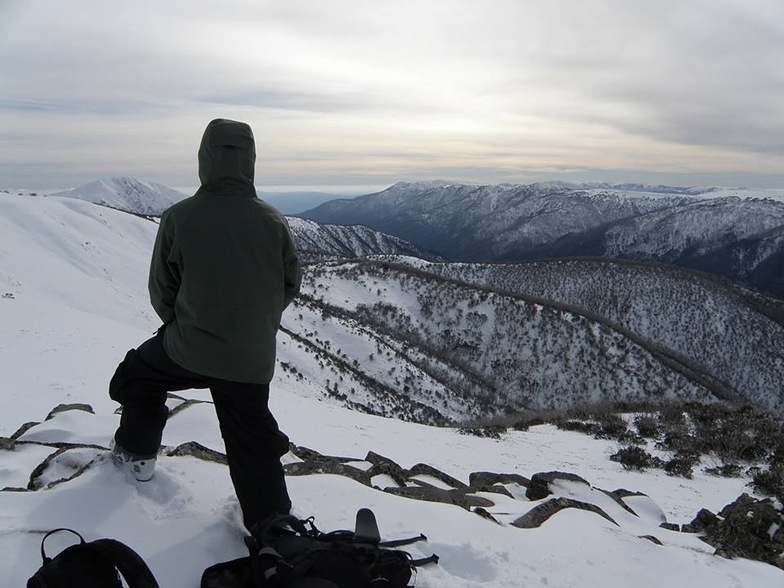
49, 177, 187, 216
1, 191, 783, 586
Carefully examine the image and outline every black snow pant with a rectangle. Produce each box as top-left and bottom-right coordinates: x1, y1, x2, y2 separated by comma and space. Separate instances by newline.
109, 329, 291, 531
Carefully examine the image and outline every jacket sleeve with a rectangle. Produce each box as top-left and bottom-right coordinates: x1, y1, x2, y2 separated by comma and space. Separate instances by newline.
148, 212, 179, 323
281, 220, 301, 309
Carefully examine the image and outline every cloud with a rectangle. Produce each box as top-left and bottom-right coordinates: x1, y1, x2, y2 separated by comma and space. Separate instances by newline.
1, 0, 783, 188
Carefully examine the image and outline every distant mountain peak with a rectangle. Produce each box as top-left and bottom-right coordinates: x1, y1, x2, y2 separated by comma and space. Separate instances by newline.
50, 176, 187, 216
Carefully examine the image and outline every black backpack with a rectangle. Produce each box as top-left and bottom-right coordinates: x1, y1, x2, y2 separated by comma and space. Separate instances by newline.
201, 508, 438, 588
27, 528, 159, 588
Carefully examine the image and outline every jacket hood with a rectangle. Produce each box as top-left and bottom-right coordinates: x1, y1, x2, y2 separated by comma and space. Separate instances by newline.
197, 119, 256, 188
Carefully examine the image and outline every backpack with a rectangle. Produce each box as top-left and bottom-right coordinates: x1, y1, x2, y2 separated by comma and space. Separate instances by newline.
201, 508, 438, 588
27, 528, 159, 588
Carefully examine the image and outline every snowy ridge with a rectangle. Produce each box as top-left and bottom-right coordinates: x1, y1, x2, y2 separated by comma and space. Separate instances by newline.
50, 176, 187, 216
300, 181, 784, 297
39, 176, 432, 261
287, 217, 438, 261
301, 182, 705, 255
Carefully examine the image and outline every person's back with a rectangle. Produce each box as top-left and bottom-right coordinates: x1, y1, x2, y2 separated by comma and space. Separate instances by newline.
109, 118, 300, 532
150, 119, 300, 384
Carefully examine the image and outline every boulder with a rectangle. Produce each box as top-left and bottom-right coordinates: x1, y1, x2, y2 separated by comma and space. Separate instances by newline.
384, 486, 495, 510
167, 398, 210, 419
11, 422, 40, 440
696, 494, 784, 570
469, 471, 530, 488
409, 463, 467, 489
682, 508, 720, 534
285, 460, 371, 485
166, 441, 227, 465
512, 497, 618, 529
45, 403, 94, 420
365, 451, 409, 486
526, 471, 590, 501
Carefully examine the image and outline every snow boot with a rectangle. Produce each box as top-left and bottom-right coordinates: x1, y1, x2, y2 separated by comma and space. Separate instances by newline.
110, 438, 157, 482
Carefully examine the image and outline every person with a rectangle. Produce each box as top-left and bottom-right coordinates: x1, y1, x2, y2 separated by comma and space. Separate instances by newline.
108, 118, 301, 533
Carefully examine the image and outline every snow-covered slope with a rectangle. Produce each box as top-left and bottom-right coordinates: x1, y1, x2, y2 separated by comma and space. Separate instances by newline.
2, 192, 784, 586
287, 217, 438, 262
45, 177, 432, 261
295, 261, 725, 415
300, 181, 784, 298
50, 176, 187, 216
405, 258, 784, 414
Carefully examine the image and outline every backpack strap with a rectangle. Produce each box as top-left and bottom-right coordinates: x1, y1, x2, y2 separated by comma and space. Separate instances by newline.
87, 538, 159, 588
410, 554, 440, 567
39, 528, 86, 563
379, 534, 428, 548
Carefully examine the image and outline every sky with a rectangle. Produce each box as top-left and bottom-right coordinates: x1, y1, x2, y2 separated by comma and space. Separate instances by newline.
2, 0, 784, 191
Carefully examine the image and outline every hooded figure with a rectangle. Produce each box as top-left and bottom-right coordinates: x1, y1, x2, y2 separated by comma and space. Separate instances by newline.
109, 119, 300, 532
149, 118, 301, 384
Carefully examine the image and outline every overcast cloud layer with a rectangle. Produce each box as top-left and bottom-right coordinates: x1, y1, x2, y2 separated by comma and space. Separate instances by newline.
1, 0, 783, 190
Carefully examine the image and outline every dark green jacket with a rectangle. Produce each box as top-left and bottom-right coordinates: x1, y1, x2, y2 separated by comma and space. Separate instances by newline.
149, 119, 301, 384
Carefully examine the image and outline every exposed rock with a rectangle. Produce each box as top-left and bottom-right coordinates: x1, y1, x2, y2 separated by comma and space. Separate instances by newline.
365, 451, 402, 467
526, 471, 590, 501
469, 471, 530, 488
285, 460, 371, 485
28, 448, 61, 490
599, 488, 644, 517
409, 463, 468, 489
473, 507, 502, 524
682, 508, 721, 534
293, 444, 355, 463
0, 437, 15, 450
695, 494, 784, 570
166, 441, 226, 465
292, 444, 330, 461
167, 398, 211, 419
659, 522, 681, 532
469, 484, 515, 499
639, 535, 663, 545
10, 422, 40, 440
27, 446, 100, 490
512, 497, 619, 529
365, 451, 409, 487
45, 403, 94, 420
384, 486, 495, 510
611, 488, 648, 499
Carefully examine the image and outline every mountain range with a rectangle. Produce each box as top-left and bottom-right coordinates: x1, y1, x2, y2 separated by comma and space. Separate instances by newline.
300, 181, 784, 299
4, 179, 781, 418
15, 178, 429, 261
